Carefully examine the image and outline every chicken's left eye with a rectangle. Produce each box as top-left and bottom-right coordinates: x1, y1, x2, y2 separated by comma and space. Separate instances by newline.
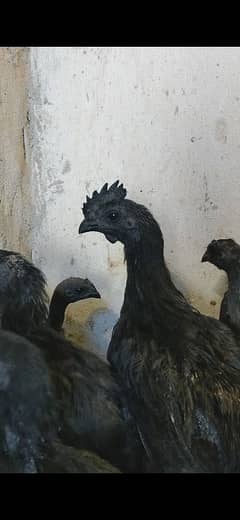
108, 211, 119, 221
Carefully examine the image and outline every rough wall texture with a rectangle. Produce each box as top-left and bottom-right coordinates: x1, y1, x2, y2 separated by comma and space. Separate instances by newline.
0, 47, 32, 257
1, 47, 240, 353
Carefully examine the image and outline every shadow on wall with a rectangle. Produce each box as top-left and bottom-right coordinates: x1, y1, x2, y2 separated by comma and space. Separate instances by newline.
87, 308, 119, 357
63, 298, 118, 358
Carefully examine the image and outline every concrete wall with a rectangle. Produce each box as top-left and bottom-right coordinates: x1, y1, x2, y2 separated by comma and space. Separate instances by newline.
1, 46, 240, 353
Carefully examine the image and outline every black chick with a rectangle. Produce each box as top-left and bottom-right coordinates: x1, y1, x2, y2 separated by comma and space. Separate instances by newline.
202, 238, 240, 334
79, 180, 240, 473
0, 249, 145, 473
48, 276, 100, 333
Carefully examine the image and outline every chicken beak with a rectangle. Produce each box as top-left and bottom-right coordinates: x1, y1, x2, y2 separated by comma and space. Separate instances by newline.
89, 288, 101, 299
84, 279, 101, 299
201, 251, 209, 263
79, 220, 97, 234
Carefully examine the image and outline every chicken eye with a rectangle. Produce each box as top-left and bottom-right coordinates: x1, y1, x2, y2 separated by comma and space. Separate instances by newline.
107, 211, 119, 221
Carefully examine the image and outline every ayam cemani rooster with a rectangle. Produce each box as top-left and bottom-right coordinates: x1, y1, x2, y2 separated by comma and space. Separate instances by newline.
79, 180, 240, 473
0, 249, 146, 472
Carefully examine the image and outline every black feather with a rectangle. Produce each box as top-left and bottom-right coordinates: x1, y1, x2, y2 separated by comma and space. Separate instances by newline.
0, 330, 120, 473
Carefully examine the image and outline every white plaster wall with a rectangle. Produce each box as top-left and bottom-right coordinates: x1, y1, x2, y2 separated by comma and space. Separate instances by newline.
3, 46, 240, 352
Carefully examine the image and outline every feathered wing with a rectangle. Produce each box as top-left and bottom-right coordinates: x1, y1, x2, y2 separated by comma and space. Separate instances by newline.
109, 320, 240, 473
27, 326, 146, 472
38, 443, 121, 473
0, 331, 58, 473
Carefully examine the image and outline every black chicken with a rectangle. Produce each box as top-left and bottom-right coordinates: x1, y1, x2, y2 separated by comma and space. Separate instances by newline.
79, 180, 240, 473
0, 249, 145, 472
48, 276, 101, 333
202, 238, 240, 334
0, 329, 120, 473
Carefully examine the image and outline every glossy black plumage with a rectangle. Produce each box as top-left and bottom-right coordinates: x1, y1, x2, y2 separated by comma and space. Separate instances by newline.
0, 250, 49, 334
0, 329, 57, 472
0, 249, 145, 472
38, 444, 121, 473
79, 181, 240, 473
0, 330, 121, 473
